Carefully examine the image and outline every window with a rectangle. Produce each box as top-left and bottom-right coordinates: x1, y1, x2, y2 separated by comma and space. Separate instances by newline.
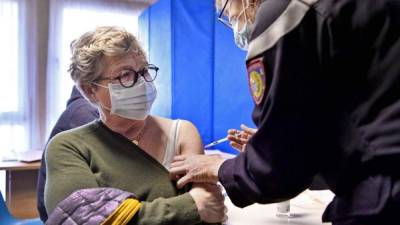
0, 1, 19, 113
0, 0, 27, 198
0, 0, 29, 156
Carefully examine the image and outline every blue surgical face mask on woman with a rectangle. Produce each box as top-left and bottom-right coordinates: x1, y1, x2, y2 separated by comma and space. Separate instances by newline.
94, 77, 157, 120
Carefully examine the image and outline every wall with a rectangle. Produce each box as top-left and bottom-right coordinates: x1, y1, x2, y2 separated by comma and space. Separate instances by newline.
139, 0, 172, 118
140, 0, 255, 154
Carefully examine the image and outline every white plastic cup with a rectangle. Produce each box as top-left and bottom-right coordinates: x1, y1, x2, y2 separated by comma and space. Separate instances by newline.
276, 200, 291, 217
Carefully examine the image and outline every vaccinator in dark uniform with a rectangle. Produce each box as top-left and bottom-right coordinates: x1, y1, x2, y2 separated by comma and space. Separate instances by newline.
217, 0, 400, 224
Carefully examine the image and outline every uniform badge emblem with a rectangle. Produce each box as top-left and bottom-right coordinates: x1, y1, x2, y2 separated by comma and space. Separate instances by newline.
247, 58, 267, 105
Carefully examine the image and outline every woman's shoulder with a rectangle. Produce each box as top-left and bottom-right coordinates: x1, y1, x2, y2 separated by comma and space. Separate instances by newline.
151, 115, 174, 124
48, 120, 100, 145
45, 121, 101, 160
150, 116, 196, 132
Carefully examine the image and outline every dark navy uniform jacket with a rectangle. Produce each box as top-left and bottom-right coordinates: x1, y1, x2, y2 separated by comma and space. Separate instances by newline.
218, 0, 400, 222
37, 86, 99, 222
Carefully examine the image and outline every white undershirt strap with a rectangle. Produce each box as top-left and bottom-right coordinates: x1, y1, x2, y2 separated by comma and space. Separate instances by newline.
162, 119, 181, 169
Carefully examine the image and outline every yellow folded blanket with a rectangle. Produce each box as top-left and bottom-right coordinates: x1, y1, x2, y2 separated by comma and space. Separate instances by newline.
102, 198, 141, 225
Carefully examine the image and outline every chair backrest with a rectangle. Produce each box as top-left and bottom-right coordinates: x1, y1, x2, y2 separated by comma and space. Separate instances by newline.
0, 191, 43, 224
0, 190, 12, 220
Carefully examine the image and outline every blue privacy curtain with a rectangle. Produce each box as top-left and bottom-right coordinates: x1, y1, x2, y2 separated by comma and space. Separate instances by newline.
139, 0, 254, 154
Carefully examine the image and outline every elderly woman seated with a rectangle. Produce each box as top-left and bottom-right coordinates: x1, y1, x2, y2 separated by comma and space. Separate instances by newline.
44, 26, 225, 225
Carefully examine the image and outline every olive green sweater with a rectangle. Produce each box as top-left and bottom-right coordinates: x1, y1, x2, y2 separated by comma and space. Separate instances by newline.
45, 120, 205, 225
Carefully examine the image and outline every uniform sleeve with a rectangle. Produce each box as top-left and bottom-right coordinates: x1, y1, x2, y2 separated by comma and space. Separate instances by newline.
45, 135, 202, 225
219, 48, 324, 207
219, 5, 329, 207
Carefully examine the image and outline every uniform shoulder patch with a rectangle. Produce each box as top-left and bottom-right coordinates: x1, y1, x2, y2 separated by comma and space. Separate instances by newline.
247, 57, 267, 105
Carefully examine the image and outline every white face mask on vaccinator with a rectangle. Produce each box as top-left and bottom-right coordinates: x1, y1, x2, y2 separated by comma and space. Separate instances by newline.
230, 1, 254, 51
95, 77, 157, 120
231, 18, 252, 50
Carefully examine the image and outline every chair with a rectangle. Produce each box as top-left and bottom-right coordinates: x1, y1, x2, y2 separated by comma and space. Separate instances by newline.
0, 191, 43, 224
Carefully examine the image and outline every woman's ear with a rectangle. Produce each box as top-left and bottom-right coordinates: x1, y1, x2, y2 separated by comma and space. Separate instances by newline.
80, 84, 97, 103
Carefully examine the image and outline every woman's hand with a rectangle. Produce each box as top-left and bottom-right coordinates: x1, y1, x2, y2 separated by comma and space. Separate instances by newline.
189, 183, 226, 223
227, 124, 257, 152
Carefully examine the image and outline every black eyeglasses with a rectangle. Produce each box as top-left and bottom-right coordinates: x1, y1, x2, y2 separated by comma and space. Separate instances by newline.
217, 0, 232, 28
96, 64, 159, 88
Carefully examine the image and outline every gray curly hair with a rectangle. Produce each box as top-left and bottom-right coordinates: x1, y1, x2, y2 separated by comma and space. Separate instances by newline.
69, 26, 146, 87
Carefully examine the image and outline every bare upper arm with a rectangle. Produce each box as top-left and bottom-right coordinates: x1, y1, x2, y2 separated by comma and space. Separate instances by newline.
177, 120, 204, 155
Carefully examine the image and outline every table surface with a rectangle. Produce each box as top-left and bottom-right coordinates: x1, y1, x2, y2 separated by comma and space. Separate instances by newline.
225, 190, 334, 225
0, 160, 41, 171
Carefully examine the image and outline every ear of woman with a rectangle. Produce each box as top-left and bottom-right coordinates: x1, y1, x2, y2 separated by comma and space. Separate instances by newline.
79, 84, 98, 103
